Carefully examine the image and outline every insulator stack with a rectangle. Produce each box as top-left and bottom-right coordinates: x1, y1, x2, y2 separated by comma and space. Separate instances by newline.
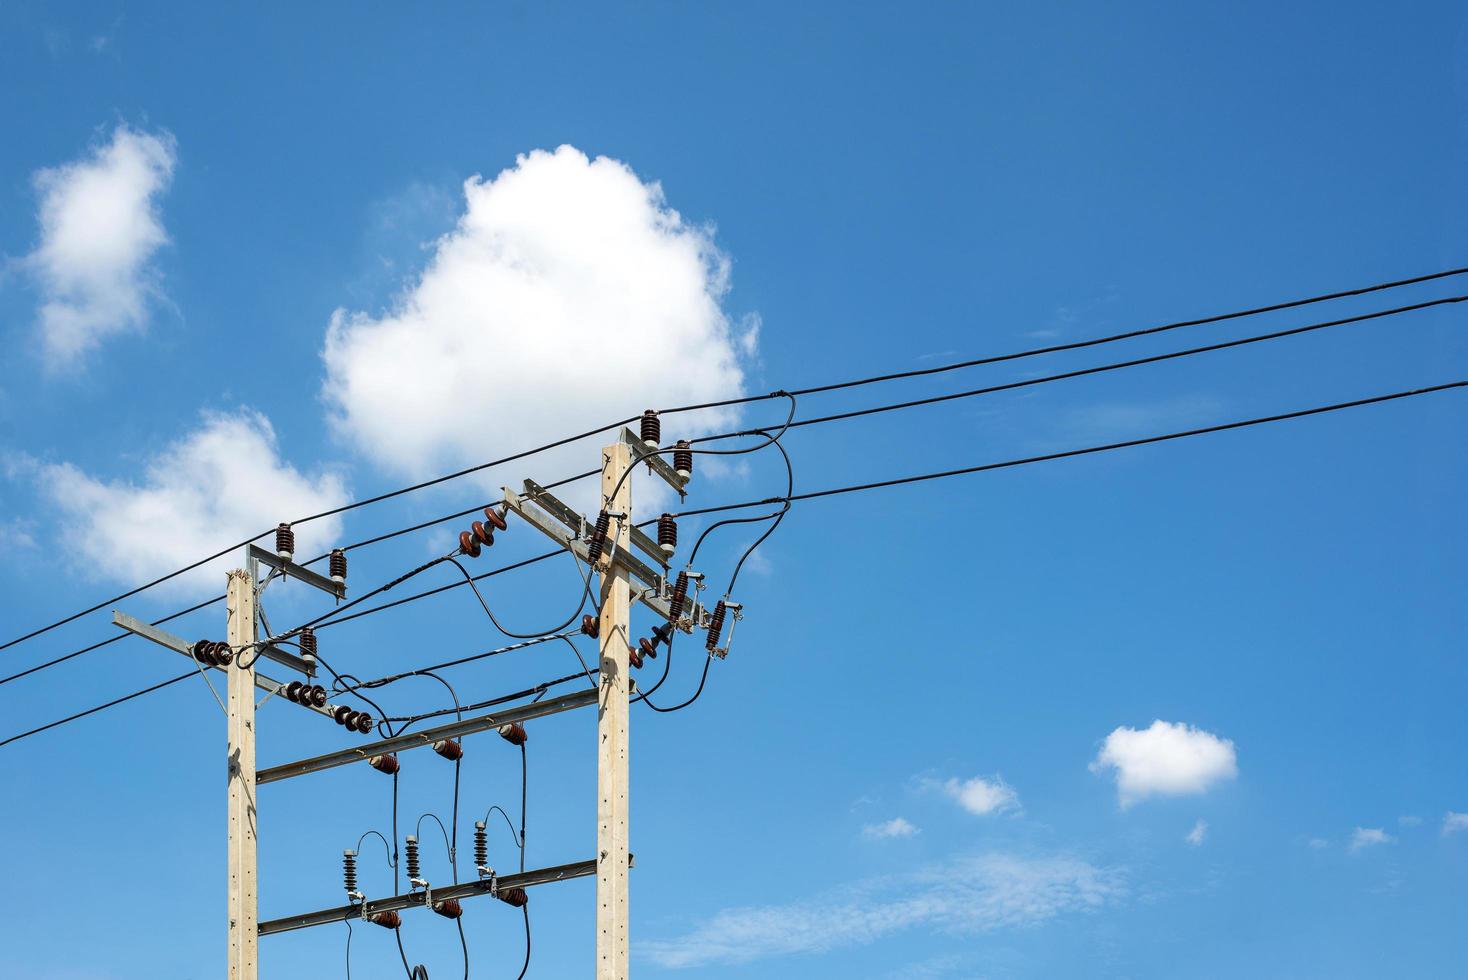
638, 637, 658, 662
706, 601, 727, 651
586, 510, 612, 565
369, 753, 399, 775
498, 722, 528, 746
673, 441, 693, 480
497, 887, 529, 908
640, 409, 661, 448
307, 685, 327, 708
581, 614, 599, 638
368, 910, 401, 929
628, 643, 643, 670
458, 507, 508, 559
404, 836, 420, 880
329, 549, 347, 586
669, 572, 689, 620
333, 705, 354, 726
657, 513, 677, 556
298, 626, 317, 661
432, 738, 464, 761
342, 850, 358, 894
191, 640, 232, 667
432, 898, 463, 919
473, 822, 488, 869
354, 712, 374, 734
275, 523, 295, 561
286, 681, 327, 707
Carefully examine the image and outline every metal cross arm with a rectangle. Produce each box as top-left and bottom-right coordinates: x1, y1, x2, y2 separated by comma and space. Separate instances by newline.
248, 544, 345, 600
112, 610, 332, 718
256, 686, 600, 784
258, 856, 631, 936
618, 427, 687, 495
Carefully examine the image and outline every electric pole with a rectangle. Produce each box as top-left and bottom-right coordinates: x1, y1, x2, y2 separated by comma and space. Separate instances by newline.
226, 565, 259, 980
597, 439, 632, 979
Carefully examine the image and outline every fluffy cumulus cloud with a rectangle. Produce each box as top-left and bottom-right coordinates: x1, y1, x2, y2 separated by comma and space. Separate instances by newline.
27, 411, 348, 589
1090, 720, 1237, 808
863, 817, 920, 840
1349, 827, 1394, 852
639, 853, 1122, 969
322, 145, 752, 512
938, 776, 1021, 816
1444, 812, 1468, 836
25, 124, 176, 367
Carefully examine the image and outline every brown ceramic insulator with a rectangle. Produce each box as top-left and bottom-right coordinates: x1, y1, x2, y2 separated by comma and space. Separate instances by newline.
497, 887, 529, 908
473, 823, 488, 868
369, 753, 400, 775
673, 441, 693, 479
668, 572, 689, 620
483, 506, 508, 532
432, 738, 464, 761
640, 409, 661, 448
369, 910, 401, 929
309, 685, 328, 708
498, 722, 528, 746
284, 680, 306, 704
586, 510, 611, 565
459, 530, 481, 559
705, 601, 727, 652
404, 836, 420, 879
299, 627, 317, 660
639, 637, 658, 661
210, 641, 234, 667
190, 639, 212, 664
581, 614, 599, 638
657, 513, 677, 555
342, 850, 358, 893
354, 713, 374, 734
275, 523, 295, 560
329, 549, 347, 585
333, 705, 354, 725
472, 520, 494, 547
628, 644, 644, 670
432, 898, 464, 919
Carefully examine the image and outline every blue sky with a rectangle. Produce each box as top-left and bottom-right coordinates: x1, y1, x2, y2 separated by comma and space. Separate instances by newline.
1, 2, 1466, 977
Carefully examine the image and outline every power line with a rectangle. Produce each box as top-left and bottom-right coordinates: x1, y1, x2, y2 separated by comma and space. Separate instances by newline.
6, 263, 1462, 656
9, 376, 1453, 751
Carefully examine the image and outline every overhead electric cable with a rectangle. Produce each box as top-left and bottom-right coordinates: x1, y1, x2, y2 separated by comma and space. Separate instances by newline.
6, 264, 1462, 655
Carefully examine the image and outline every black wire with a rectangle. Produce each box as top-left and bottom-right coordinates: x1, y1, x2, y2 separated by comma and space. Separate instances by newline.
8, 264, 1461, 657
12, 285, 1459, 686
442, 554, 593, 640
0, 671, 194, 747
343, 917, 354, 980
8, 381, 1462, 749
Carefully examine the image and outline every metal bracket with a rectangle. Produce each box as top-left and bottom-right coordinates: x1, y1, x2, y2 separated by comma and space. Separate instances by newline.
113, 610, 334, 718
524, 479, 669, 570
248, 544, 346, 600
619, 428, 687, 497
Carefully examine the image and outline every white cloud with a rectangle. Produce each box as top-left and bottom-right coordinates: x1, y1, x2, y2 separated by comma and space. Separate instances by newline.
1186, 819, 1208, 846
1398, 815, 1422, 828
638, 852, 1122, 969
863, 817, 920, 840
1349, 827, 1394, 853
936, 776, 1021, 817
1442, 812, 1468, 836
1307, 838, 1328, 850
27, 411, 348, 590
1090, 720, 1238, 808
25, 124, 176, 367
322, 145, 750, 514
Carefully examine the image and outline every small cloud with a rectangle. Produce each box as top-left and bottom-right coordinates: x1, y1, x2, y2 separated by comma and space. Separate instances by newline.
863, 817, 919, 840
1185, 819, 1208, 846
24, 124, 177, 368
935, 776, 1021, 816
1349, 827, 1395, 853
1442, 812, 1468, 836
1398, 815, 1422, 828
1090, 720, 1237, 808
1307, 838, 1329, 850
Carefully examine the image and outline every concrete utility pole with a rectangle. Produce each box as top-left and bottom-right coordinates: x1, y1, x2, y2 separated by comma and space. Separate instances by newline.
226, 565, 259, 980
597, 439, 632, 979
